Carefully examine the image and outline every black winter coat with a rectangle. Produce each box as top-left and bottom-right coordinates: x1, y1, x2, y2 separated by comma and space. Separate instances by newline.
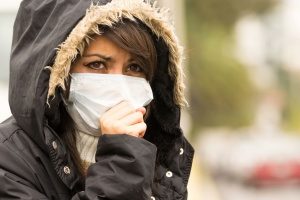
0, 0, 194, 199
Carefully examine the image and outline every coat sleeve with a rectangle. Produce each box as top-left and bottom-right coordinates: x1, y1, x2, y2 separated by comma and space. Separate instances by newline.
72, 134, 157, 200
0, 133, 156, 200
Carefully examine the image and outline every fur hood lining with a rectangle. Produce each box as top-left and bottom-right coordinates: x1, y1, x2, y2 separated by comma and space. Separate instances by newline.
47, 0, 186, 107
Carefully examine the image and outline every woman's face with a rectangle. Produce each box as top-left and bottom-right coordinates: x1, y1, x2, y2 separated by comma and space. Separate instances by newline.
71, 35, 146, 79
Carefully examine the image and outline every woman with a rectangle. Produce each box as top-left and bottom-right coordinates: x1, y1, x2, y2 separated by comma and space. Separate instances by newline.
0, 0, 194, 199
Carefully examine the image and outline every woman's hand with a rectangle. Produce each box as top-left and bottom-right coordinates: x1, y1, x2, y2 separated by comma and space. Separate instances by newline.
99, 101, 147, 137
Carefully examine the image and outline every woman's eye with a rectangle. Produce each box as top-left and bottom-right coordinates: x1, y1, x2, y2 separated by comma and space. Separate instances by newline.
127, 64, 143, 73
85, 61, 105, 70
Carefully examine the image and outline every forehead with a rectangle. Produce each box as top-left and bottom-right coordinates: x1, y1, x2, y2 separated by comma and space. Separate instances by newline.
84, 35, 130, 58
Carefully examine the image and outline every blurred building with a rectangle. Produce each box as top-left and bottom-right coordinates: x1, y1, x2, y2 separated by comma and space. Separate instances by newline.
235, 0, 300, 89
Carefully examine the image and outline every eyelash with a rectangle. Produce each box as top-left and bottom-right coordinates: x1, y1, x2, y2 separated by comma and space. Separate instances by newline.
84, 61, 145, 75
84, 61, 105, 70
127, 64, 144, 73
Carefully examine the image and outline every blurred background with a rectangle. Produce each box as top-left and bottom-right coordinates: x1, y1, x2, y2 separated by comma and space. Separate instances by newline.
1, 0, 300, 199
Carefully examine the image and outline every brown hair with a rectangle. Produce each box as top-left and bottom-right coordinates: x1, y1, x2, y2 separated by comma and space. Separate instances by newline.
61, 19, 157, 177
100, 19, 157, 81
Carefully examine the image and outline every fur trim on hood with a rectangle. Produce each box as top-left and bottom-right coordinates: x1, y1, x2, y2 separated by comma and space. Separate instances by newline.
47, 0, 187, 107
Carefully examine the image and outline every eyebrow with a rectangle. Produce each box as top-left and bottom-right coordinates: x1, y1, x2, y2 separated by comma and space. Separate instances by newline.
128, 58, 147, 70
83, 53, 112, 61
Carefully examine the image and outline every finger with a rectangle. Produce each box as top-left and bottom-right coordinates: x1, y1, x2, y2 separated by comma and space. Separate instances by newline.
138, 129, 146, 138
119, 111, 144, 126
125, 122, 147, 137
110, 104, 136, 120
104, 101, 135, 120
112, 106, 146, 121
105, 101, 131, 114
136, 107, 146, 116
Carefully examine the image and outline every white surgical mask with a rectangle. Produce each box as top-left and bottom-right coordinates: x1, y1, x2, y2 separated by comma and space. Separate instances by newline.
65, 73, 153, 136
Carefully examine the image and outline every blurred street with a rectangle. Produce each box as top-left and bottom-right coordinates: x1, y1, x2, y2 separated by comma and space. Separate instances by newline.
188, 125, 300, 200
188, 155, 221, 200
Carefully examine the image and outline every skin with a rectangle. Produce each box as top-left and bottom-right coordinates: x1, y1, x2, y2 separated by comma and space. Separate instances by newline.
71, 35, 147, 138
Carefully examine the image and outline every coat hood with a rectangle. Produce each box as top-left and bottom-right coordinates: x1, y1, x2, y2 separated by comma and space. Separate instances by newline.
10, 0, 187, 159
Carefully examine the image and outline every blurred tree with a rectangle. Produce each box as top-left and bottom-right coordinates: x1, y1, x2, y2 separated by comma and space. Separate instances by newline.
281, 71, 300, 132
187, 0, 276, 28
186, 0, 277, 133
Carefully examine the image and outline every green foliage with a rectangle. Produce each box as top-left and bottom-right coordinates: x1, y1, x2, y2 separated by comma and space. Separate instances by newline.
185, 0, 276, 134
187, 26, 255, 131
281, 72, 300, 132
187, 0, 277, 28
283, 98, 300, 132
